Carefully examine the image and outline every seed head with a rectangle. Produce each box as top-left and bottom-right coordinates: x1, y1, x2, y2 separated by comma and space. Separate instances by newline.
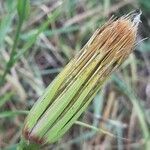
22, 10, 141, 144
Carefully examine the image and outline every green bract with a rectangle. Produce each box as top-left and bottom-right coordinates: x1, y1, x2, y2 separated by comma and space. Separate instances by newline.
22, 12, 139, 145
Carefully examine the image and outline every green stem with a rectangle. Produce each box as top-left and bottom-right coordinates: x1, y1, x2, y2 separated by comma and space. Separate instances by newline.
75, 121, 128, 141
0, 1, 25, 85
17, 138, 40, 150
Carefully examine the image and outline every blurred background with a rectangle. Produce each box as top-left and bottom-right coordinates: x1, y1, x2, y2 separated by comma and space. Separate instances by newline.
0, 0, 150, 149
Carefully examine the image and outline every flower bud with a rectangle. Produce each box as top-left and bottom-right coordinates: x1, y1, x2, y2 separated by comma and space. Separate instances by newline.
22, 10, 141, 144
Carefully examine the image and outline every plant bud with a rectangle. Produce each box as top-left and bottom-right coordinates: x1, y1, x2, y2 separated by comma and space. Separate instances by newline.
22, 10, 141, 144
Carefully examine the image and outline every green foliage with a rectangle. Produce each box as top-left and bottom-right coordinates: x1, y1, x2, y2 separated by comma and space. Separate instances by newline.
17, 0, 30, 21
0, 0, 30, 85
